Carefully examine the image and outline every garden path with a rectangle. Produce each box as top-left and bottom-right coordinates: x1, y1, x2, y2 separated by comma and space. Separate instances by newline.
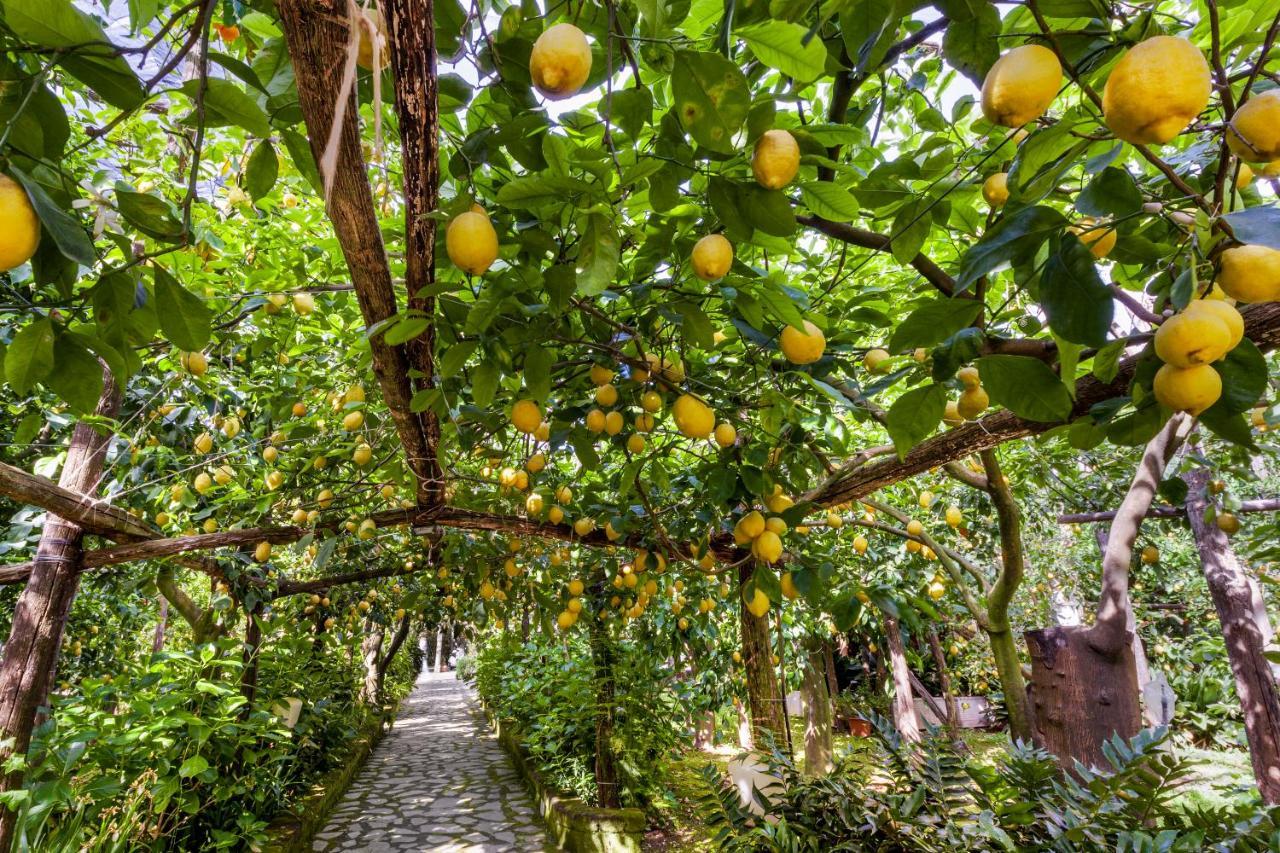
313, 670, 550, 852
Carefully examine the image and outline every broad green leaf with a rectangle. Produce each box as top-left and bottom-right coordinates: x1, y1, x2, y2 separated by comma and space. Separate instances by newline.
890, 198, 932, 265
523, 346, 554, 402
383, 316, 431, 345
888, 299, 984, 353
47, 335, 103, 413
153, 266, 212, 351
941, 1, 1000, 86
1208, 338, 1266, 415
799, 182, 860, 222
976, 355, 1072, 422
178, 755, 208, 778
439, 340, 477, 378
179, 78, 272, 137
281, 129, 323, 194
886, 384, 946, 458
244, 140, 279, 201
5, 318, 55, 394
496, 175, 594, 209
115, 184, 185, 242
1223, 206, 1280, 250
471, 361, 499, 407
671, 51, 750, 154
676, 303, 716, 349
957, 206, 1066, 290
1038, 236, 1114, 347
1076, 167, 1143, 218
739, 22, 827, 83
8, 166, 94, 266
576, 214, 619, 296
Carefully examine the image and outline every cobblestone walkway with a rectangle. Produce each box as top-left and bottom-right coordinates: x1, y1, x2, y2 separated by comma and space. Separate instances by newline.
314, 671, 550, 852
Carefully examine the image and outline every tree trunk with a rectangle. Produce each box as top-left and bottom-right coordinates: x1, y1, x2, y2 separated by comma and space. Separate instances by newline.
153, 595, 169, 653
1185, 468, 1280, 803
927, 628, 962, 743
883, 616, 920, 742
739, 564, 786, 747
589, 615, 620, 808
823, 639, 840, 707
375, 613, 413, 700
735, 698, 753, 749
0, 368, 118, 846
240, 609, 263, 718
1095, 526, 1153, 705
800, 644, 833, 775
361, 622, 386, 705
435, 622, 451, 672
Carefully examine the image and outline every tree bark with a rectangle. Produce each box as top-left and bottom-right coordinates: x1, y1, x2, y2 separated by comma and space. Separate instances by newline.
800, 643, 833, 775
360, 621, 386, 705
240, 609, 263, 718
375, 613, 413, 700
589, 614, 621, 808
927, 628, 962, 742
1185, 467, 1280, 804
0, 367, 118, 846
153, 595, 169, 653
823, 639, 840, 708
883, 616, 920, 742
739, 564, 786, 747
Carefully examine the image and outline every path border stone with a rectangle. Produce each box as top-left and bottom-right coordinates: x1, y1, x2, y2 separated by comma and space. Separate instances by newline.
482, 704, 646, 853
262, 707, 395, 853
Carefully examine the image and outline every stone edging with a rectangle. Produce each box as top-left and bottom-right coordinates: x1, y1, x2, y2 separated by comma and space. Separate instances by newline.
261, 706, 396, 853
479, 698, 645, 853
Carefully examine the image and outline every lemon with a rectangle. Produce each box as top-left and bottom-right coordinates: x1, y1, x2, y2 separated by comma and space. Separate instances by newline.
864, 348, 891, 373
573, 516, 595, 536
752, 530, 783, 563
1153, 363, 1221, 414
568, 579, 585, 596
317, 488, 335, 508
1227, 90, 1280, 162
180, 351, 208, 376
927, 581, 946, 601
556, 485, 573, 504
943, 400, 963, 426
511, 399, 542, 433
595, 384, 618, 406
213, 464, 233, 485
765, 491, 793, 514
353, 443, 373, 465
0, 175, 40, 272
691, 234, 733, 280
626, 433, 645, 453
735, 510, 766, 541
1217, 512, 1240, 535
254, 541, 272, 562
356, 9, 389, 71
525, 493, 544, 515
956, 366, 980, 388
292, 292, 315, 314
672, 394, 714, 438
751, 129, 800, 189
589, 364, 614, 386
744, 587, 771, 617
1184, 300, 1243, 350
548, 505, 565, 524
526, 452, 546, 473
1102, 36, 1210, 145
194, 432, 213, 454
1071, 218, 1117, 258
945, 505, 963, 528
957, 386, 989, 419
853, 535, 868, 554
714, 421, 736, 448
640, 391, 663, 413
585, 408, 606, 432
446, 211, 499, 275
1153, 311, 1231, 367
1218, 244, 1280, 303
1237, 163, 1255, 190
530, 23, 592, 99
780, 572, 798, 600
982, 173, 1009, 207
779, 319, 826, 364
826, 512, 843, 529
342, 410, 364, 431
765, 516, 787, 535
980, 45, 1062, 127
194, 472, 213, 494
1140, 545, 1159, 564
604, 410, 623, 435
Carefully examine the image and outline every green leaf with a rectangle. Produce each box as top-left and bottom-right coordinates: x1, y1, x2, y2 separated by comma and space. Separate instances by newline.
5, 318, 55, 394
281, 129, 323, 194
941, 1, 1000, 86
957, 206, 1066, 290
1198, 406, 1257, 450
153, 266, 212, 351
1106, 405, 1166, 446
471, 361, 498, 408
1222, 206, 1280, 250
115, 184, 185, 241
8, 166, 94, 266
179, 78, 272, 137
1038, 235, 1114, 347
496, 175, 594, 209
739, 22, 827, 83
244, 140, 279, 201
576, 214, 619, 296
1076, 167, 1143, 218
890, 198, 932, 265
976, 355, 1072, 422
743, 187, 796, 237
757, 283, 806, 329
671, 51, 750, 154
886, 384, 946, 458
383, 316, 430, 345
178, 755, 208, 778
523, 346, 553, 402
1, 0, 144, 109
439, 340, 477, 379
47, 335, 103, 413
888, 299, 983, 353
676, 303, 716, 349
1208, 338, 1266, 415
798, 182, 861, 222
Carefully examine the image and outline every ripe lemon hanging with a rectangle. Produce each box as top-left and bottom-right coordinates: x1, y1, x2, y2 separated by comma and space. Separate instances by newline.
982, 173, 1009, 207
752, 530, 783, 563
446, 210, 498, 275
957, 386, 989, 420
1153, 363, 1221, 414
751, 129, 800, 189
1102, 36, 1210, 145
0, 175, 40, 272
1184, 300, 1243, 350
530, 23, 592, 99
1228, 91, 1280, 162
691, 234, 733, 280
672, 394, 714, 438
713, 421, 736, 448
779, 319, 826, 364
1153, 311, 1232, 367
864, 348, 891, 374
1070, 218, 1117, 258
744, 587, 770, 617
980, 45, 1062, 127
1218, 245, 1280, 303
356, 9, 389, 71
510, 399, 542, 433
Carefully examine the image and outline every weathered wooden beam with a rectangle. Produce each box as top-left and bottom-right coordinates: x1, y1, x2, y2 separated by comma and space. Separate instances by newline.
1059, 497, 1280, 524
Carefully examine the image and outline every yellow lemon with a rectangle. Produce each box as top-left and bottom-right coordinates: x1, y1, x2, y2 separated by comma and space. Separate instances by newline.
292, 292, 315, 314
194, 432, 213, 454
956, 366, 981, 388
511, 399, 542, 433
945, 505, 963, 528
1217, 512, 1240, 535
556, 485, 573, 504
853, 535, 868, 554
573, 516, 595, 536
0, 175, 40, 271
530, 23, 592, 99
1184, 300, 1243, 350
353, 443, 373, 466
752, 530, 783, 563
1218, 245, 1280, 303
193, 472, 213, 494
548, 505, 565, 524
980, 45, 1062, 127
982, 172, 1009, 207
780, 572, 798, 600
356, 9, 388, 70
1237, 163, 1255, 190
254, 541, 272, 562
1153, 311, 1231, 367
446, 211, 499, 275
751, 129, 800, 189
1141, 545, 1159, 564
603, 410, 624, 435
765, 516, 787, 536
1153, 363, 1221, 414
342, 410, 364, 431
1071, 218, 1117, 258
635, 413, 655, 432
626, 433, 646, 453
744, 587, 770, 618
585, 408, 606, 432
943, 400, 963, 426
957, 386, 988, 420
589, 364, 614, 386
691, 234, 733, 280
1102, 36, 1210, 145
1227, 90, 1280, 162
779, 319, 826, 364
735, 510, 766, 541
595, 384, 618, 407
863, 348, 891, 374
526, 452, 546, 473
672, 394, 714, 438
640, 391, 662, 413
525, 493, 544, 515
180, 351, 208, 376
568, 579, 585, 596
714, 422, 736, 448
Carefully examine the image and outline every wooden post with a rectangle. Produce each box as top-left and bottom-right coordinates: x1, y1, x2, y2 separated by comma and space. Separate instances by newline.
926, 628, 962, 743
360, 620, 386, 705
739, 563, 786, 747
0, 368, 119, 846
1185, 468, 1280, 803
800, 643, 833, 775
240, 609, 264, 717
883, 615, 920, 742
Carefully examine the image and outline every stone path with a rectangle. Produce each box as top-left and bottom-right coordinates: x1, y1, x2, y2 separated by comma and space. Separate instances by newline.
313, 671, 550, 852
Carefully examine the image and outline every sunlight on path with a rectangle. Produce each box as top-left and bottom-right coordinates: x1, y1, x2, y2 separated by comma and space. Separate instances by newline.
313, 671, 550, 852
